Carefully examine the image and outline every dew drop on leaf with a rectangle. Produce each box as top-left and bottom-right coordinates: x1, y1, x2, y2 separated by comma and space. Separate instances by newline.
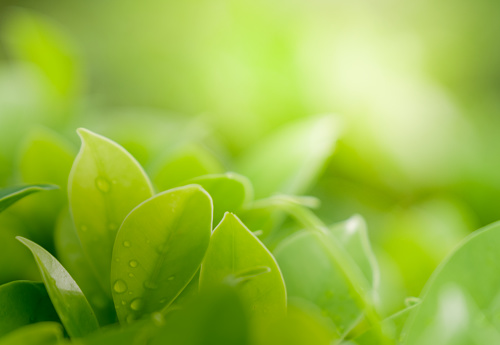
144, 280, 159, 290
129, 260, 138, 268
113, 279, 128, 294
123, 240, 131, 248
167, 275, 175, 281
130, 298, 144, 311
95, 176, 111, 193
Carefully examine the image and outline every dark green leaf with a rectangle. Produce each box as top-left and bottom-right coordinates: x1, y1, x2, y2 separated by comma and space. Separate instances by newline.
0, 322, 63, 345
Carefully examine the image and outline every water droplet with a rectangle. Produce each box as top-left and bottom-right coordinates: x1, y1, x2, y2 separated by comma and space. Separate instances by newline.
80, 225, 88, 232
144, 280, 158, 290
130, 298, 144, 311
95, 176, 111, 193
128, 273, 135, 278
108, 223, 118, 231
113, 280, 128, 294
129, 260, 138, 268
123, 240, 131, 248
167, 276, 175, 281
152, 312, 164, 326
121, 300, 126, 306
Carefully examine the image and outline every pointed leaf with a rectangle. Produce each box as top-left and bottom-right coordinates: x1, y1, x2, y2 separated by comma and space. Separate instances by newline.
237, 115, 340, 198
0, 322, 64, 345
0, 184, 57, 214
186, 172, 253, 225
111, 185, 212, 323
17, 236, 99, 338
68, 128, 154, 292
402, 221, 500, 344
199, 213, 286, 329
0, 281, 59, 337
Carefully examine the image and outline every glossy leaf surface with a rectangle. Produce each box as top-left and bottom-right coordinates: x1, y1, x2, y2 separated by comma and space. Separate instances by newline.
199, 213, 286, 328
186, 173, 252, 225
111, 185, 212, 323
0, 281, 59, 337
17, 237, 99, 338
0, 184, 57, 214
68, 128, 154, 292
237, 115, 340, 198
402, 221, 500, 345
0, 322, 63, 345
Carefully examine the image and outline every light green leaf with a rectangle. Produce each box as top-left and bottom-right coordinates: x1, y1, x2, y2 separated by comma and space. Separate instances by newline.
0, 184, 58, 214
0, 281, 59, 337
152, 145, 224, 192
186, 172, 253, 225
68, 128, 154, 293
402, 222, 500, 345
237, 115, 341, 198
54, 209, 115, 326
111, 185, 212, 323
0, 322, 63, 345
17, 236, 99, 338
199, 213, 286, 329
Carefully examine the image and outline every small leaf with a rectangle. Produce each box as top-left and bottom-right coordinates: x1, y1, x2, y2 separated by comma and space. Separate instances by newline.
0, 184, 58, 214
0, 322, 64, 345
237, 115, 340, 198
17, 236, 99, 338
402, 221, 500, 344
68, 128, 154, 293
111, 185, 212, 323
0, 281, 59, 337
199, 213, 286, 329
152, 145, 224, 192
186, 172, 253, 225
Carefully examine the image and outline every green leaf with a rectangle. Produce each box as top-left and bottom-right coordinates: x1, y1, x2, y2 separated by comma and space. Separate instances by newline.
0, 184, 58, 214
68, 128, 154, 293
0, 322, 64, 345
273, 216, 379, 337
0, 281, 59, 337
237, 115, 340, 198
152, 145, 224, 192
402, 221, 500, 345
186, 172, 253, 225
111, 185, 212, 323
17, 236, 99, 338
54, 209, 116, 326
199, 213, 286, 329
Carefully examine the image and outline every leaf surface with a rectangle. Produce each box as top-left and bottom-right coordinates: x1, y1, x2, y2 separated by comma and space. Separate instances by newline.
0, 184, 57, 214
111, 185, 212, 323
0, 322, 63, 345
17, 236, 99, 338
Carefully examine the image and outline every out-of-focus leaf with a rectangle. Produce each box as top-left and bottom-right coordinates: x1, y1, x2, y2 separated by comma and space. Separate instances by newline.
152, 145, 224, 192
1, 8, 82, 110
237, 115, 340, 199
111, 185, 212, 323
54, 209, 115, 326
199, 213, 286, 330
273, 215, 378, 336
185, 172, 252, 225
0, 322, 63, 345
402, 222, 500, 345
68, 128, 154, 293
150, 286, 250, 345
0, 281, 59, 337
0, 184, 57, 214
17, 236, 99, 338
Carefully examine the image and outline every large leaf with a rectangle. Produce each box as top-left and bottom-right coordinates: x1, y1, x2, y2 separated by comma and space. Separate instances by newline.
17, 236, 99, 338
0, 281, 59, 337
273, 215, 378, 336
0, 322, 64, 345
111, 185, 212, 323
152, 145, 224, 192
402, 221, 500, 345
237, 115, 340, 198
199, 213, 286, 330
54, 209, 115, 326
0, 184, 57, 214
186, 173, 253, 225
68, 128, 154, 292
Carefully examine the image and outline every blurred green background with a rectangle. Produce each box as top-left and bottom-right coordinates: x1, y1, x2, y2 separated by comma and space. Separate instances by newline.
0, 0, 499, 318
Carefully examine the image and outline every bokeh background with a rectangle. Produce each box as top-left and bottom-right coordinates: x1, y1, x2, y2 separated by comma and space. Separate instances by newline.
1, 0, 499, 317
